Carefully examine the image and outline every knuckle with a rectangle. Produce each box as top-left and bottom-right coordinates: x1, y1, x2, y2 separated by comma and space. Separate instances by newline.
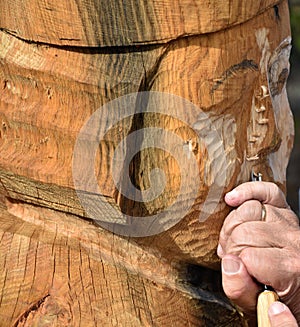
222, 209, 237, 234
239, 248, 251, 264
266, 182, 287, 207
236, 200, 261, 218
226, 227, 249, 254
230, 226, 247, 245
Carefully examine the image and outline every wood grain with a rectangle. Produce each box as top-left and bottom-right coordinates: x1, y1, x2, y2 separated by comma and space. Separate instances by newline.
257, 290, 279, 327
1, 0, 282, 47
0, 0, 293, 264
0, 200, 244, 326
0, 0, 294, 325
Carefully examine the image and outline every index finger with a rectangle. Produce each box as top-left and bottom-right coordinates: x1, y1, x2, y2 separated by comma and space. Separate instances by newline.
225, 182, 288, 208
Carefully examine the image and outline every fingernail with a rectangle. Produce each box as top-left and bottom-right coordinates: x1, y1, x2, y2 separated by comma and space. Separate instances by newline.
217, 244, 224, 257
222, 257, 241, 274
269, 302, 286, 315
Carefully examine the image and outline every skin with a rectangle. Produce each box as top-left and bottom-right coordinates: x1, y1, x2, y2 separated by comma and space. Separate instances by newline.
217, 182, 300, 324
268, 302, 298, 327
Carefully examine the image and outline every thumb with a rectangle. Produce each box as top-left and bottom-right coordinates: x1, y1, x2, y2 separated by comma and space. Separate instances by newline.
221, 255, 259, 312
268, 302, 298, 327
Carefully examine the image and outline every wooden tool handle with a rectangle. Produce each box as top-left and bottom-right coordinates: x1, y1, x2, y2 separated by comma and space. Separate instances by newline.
257, 290, 279, 327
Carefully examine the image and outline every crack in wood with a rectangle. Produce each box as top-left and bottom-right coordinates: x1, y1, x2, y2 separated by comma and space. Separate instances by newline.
13, 294, 50, 327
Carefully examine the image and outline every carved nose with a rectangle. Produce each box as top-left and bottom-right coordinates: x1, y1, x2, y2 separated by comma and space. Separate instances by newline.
247, 82, 282, 162
247, 37, 292, 165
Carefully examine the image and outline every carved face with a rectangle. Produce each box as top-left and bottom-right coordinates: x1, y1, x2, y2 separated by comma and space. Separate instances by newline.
133, 4, 293, 267
0, 0, 293, 269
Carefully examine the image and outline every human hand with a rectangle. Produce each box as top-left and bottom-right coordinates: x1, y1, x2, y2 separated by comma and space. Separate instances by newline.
217, 182, 300, 323
269, 302, 298, 327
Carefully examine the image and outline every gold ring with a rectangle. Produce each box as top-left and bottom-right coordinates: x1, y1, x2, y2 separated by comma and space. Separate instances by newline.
261, 204, 267, 221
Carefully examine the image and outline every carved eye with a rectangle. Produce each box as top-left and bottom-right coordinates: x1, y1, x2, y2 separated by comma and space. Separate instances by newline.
269, 66, 289, 97
268, 38, 291, 97
277, 68, 289, 92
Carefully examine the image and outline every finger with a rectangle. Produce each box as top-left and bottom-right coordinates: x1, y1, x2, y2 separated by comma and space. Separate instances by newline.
240, 247, 297, 291
219, 200, 265, 251
224, 218, 300, 258
269, 302, 298, 327
225, 182, 288, 208
221, 255, 260, 313
222, 221, 280, 256
219, 205, 300, 258
265, 205, 300, 228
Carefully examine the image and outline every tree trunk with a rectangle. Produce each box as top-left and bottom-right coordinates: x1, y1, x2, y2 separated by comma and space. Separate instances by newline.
0, 0, 294, 326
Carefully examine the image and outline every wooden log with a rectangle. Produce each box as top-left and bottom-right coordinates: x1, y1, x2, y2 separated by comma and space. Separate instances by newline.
0, 0, 294, 325
0, 200, 244, 326
0, 0, 285, 47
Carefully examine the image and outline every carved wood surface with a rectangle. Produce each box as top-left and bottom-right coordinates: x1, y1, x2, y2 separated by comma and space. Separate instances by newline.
1, 0, 283, 47
0, 0, 294, 326
0, 200, 245, 326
